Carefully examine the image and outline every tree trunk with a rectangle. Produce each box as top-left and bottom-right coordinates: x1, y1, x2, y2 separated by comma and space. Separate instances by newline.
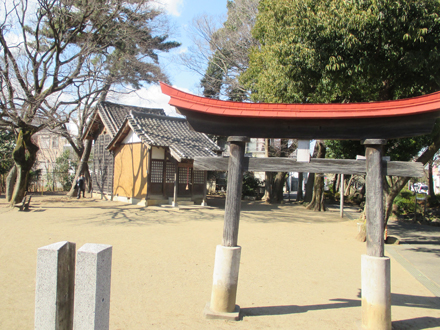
306, 141, 327, 211
297, 172, 303, 201
8, 127, 39, 206
359, 181, 366, 200
307, 173, 326, 211
68, 138, 93, 197
262, 138, 271, 201
272, 172, 287, 203
345, 175, 354, 196
332, 174, 338, 195
428, 161, 436, 202
335, 173, 340, 193
6, 166, 17, 202
304, 172, 315, 203
263, 172, 273, 202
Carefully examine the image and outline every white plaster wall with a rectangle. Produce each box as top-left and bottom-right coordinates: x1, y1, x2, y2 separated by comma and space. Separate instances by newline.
121, 130, 141, 144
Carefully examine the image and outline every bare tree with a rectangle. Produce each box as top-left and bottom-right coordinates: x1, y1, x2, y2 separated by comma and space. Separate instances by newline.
0, 0, 179, 205
180, 0, 259, 99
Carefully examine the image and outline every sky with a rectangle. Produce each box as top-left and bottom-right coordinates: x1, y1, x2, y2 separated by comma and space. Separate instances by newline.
114, 0, 229, 115
2, 0, 229, 116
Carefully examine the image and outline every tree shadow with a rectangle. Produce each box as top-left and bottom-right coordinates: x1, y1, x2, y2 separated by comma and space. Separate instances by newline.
241, 298, 361, 318
240, 289, 440, 320
407, 246, 440, 258
392, 317, 440, 329
388, 221, 440, 237
355, 290, 440, 310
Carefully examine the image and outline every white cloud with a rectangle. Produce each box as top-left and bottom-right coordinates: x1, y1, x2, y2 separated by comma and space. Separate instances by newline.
153, 0, 183, 17
107, 84, 193, 117
178, 46, 188, 54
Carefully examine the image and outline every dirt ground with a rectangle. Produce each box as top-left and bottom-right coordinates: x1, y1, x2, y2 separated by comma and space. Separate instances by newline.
0, 194, 439, 329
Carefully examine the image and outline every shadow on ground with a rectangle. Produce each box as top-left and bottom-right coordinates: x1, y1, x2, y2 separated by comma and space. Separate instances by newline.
241, 298, 360, 318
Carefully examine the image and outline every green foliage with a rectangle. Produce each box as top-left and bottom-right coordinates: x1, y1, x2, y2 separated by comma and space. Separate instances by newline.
201, 54, 225, 99
46, 151, 77, 191
326, 140, 365, 160
393, 189, 418, 215
428, 194, 440, 207
0, 130, 15, 175
28, 169, 42, 188
242, 0, 440, 104
56, 150, 77, 191
245, 0, 440, 163
242, 172, 262, 197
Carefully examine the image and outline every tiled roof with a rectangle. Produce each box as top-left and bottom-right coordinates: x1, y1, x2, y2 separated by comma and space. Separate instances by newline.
127, 110, 222, 161
98, 102, 165, 137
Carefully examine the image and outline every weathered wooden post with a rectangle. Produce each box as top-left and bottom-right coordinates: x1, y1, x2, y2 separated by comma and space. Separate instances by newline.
35, 241, 76, 330
204, 136, 249, 320
361, 139, 391, 330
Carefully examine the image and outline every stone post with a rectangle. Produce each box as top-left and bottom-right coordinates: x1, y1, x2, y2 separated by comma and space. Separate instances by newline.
361, 139, 391, 330
204, 136, 249, 320
35, 241, 76, 330
73, 244, 112, 330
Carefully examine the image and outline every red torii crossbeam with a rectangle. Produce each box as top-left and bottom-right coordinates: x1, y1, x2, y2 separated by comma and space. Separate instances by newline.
161, 82, 440, 329
160, 82, 440, 140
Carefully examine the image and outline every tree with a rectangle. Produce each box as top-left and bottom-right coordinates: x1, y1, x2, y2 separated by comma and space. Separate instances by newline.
0, 0, 179, 205
51, 149, 76, 191
306, 141, 327, 211
0, 129, 15, 194
181, 0, 259, 100
242, 0, 440, 212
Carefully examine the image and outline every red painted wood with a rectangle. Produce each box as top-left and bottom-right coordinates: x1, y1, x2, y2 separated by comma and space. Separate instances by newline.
160, 82, 440, 120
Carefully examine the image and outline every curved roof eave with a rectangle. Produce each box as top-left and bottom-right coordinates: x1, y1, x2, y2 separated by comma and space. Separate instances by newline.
160, 82, 440, 140
160, 82, 440, 120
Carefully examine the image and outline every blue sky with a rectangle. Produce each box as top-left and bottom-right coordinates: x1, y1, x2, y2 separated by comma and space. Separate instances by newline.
166, 0, 229, 90
3, 0, 229, 115
114, 0, 229, 114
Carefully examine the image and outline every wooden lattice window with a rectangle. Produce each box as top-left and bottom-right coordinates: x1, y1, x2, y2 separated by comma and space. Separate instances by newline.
179, 167, 192, 184
194, 170, 205, 184
151, 160, 164, 183
166, 162, 175, 183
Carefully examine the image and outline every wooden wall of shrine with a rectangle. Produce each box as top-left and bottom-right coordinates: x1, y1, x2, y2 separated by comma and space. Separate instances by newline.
110, 143, 206, 201
92, 133, 114, 196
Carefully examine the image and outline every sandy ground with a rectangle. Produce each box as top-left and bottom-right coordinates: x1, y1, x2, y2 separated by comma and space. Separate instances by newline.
0, 194, 439, 329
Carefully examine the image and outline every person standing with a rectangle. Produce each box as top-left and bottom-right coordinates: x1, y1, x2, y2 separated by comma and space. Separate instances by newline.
76, 174, 86, 199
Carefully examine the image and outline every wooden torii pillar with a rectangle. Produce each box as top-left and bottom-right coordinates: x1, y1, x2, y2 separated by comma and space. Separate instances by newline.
160, 82, 440, 328
204, 136, 249, 320
362, 139, 391, 330
194, 147, 423, 324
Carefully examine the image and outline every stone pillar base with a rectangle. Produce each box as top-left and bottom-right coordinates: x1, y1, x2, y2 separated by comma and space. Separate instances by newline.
203, 302, 240, 320
205, 245, 241, 319
361, 255, 391, 330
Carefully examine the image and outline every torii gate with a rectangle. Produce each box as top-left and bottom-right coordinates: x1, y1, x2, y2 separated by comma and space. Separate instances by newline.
161, 82, 440, 330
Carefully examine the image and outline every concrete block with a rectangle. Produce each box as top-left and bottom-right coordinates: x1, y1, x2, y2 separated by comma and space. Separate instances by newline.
361, 255, 391, 330
203, 302, 240, 321
35, 241, 76, 330
73, 244, 112, 330
207, 245, 241, 316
